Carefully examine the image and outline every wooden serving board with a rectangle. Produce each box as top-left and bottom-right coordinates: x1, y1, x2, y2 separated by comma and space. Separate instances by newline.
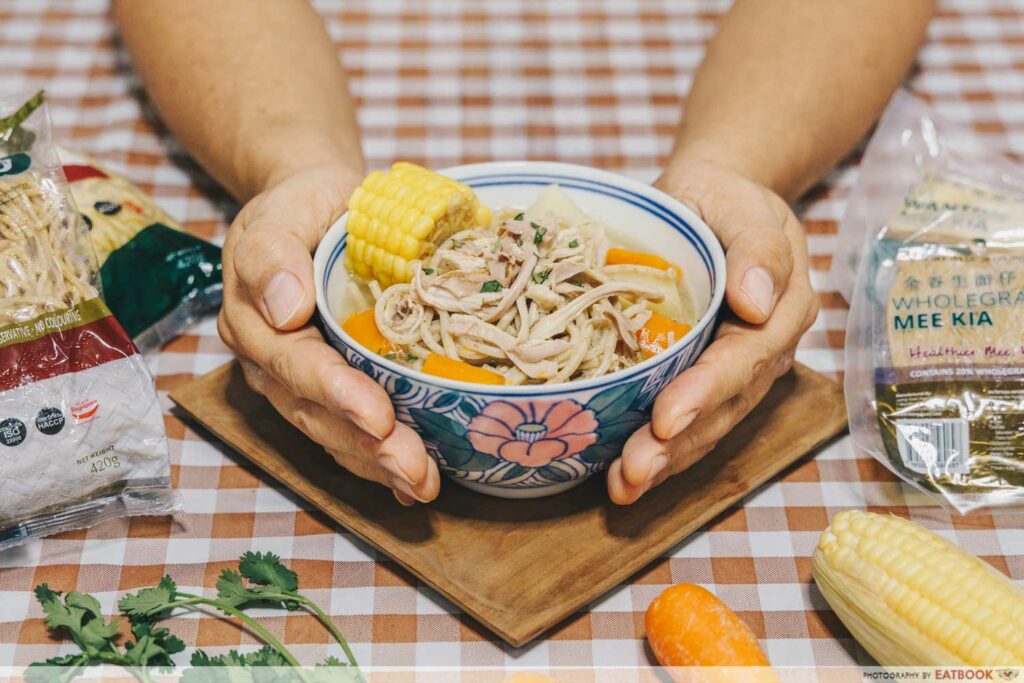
170, 361, 847, 647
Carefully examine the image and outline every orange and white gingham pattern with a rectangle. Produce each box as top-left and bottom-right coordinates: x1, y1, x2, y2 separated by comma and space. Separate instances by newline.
3, 0, 1024, 671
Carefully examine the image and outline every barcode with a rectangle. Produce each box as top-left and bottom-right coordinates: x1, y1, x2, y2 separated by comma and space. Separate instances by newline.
895, 418, 970, 475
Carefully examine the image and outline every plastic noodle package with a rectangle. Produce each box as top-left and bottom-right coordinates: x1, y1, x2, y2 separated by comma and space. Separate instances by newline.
59, 147, 223, 352
834, 90, 1024, 514
0, 92, 179, 550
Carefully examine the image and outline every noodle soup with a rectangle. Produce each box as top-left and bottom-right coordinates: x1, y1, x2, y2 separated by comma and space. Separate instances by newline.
314, 161, 725, 497
337, 185, 697, 386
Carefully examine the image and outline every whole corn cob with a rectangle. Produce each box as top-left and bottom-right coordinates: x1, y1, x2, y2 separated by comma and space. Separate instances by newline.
813, 510, 1024, 666
345, 162, 491, 287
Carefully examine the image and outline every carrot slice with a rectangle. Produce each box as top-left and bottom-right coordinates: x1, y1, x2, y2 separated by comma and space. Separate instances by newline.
636, 312, 692, 358
606, 247, 681, 279
341, 308, 399, 356
646, 583, 777, 678
421, 354, 505, 385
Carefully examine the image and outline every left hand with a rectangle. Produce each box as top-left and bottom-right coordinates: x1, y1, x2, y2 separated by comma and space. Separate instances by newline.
607, 159, 819, 504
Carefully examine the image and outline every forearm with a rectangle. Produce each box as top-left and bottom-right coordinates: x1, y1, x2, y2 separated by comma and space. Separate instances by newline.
113, 0, 363, 201
668, 0, 935, 202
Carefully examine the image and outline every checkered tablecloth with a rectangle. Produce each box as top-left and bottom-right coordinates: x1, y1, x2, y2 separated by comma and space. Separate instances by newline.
3, 0, 1024, 672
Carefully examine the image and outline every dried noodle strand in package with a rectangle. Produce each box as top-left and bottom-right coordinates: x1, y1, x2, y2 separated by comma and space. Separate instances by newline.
0, 92, 178, 550
835, 90, 1024, 514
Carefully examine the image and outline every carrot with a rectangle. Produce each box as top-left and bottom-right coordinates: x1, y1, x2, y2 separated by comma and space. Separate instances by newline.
637, 312, 692, 358
606, 247, 681, 279
645, 583, 777, 682
341, 308, 399, 356
421, 354, 505, 385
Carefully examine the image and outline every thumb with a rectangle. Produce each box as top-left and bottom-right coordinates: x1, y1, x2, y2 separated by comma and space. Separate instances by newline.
229, 177, 351, 331
232, 226, 319, 331
723, 227, 793, 324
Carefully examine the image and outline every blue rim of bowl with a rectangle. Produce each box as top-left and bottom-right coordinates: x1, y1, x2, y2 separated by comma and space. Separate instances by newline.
317, 164, 725, 396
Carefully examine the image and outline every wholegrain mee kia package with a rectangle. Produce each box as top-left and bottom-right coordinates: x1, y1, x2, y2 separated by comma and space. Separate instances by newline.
834, 90, 1024, 514
0, 92, 178, 550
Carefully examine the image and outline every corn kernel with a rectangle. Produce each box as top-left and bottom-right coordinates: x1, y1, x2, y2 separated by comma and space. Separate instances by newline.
814, 510, 1024, 666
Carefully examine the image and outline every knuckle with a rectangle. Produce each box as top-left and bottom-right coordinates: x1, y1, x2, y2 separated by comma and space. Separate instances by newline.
804, 295, 821, 330
239, 359, 268, 395
732, 390, 756, 417
772, 347, 796, 378
230, 234, 265, 285
289, 400, 318, 438
265, 347, 296, 388
216, 310, 236, 349
750, 229, 793, 272
748, 341, 775, 379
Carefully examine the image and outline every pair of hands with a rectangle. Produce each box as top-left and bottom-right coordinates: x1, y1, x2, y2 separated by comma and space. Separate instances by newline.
217, 161, 818, 506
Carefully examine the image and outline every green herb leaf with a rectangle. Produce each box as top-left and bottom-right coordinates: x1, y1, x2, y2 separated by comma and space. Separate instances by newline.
384, 352, 398, 360
215, 569, 254, 608
118, 576, 177, 618
530, 222, 541, 229
514, 212, 524, 221
189, 645, 287, 668
422, 267, 434, 275
123, 620, 186, 669
531, 269, 550, 284
533, 227, 547, 244
35, 585, 82, 634
516, 237, 523, 247
568, 239, 579, 248
35, 585, 122, 658
76, 611, 121, 656
312, 658, 363, 683
25, 654, 90, 683
451, 239, 463, 249
492, 237, 502, 253
480, 280, 503, 293
406, 354, 417, 362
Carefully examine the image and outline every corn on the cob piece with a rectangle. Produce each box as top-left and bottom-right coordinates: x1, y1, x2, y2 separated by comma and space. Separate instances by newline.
813, 510, 1024, 666
345, 162, 491, 287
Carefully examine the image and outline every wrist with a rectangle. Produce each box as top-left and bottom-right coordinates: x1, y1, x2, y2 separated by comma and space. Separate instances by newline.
662, 136, 800, 202
238, 131, 364, 200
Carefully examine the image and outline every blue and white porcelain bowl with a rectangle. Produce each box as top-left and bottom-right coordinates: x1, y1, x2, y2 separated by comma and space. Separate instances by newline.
314, 162, 726, 499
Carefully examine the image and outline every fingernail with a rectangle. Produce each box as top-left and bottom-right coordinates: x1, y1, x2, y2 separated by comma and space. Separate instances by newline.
344, 409, 385, 440
263, 271, 305, 328
391, 476, 430, 503
393, 489, 415, 507
668, 409, 698, 440
741, 267, 775, 318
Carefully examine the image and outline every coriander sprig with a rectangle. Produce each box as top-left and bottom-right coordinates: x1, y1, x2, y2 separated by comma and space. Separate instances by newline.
29, 552, 363, 683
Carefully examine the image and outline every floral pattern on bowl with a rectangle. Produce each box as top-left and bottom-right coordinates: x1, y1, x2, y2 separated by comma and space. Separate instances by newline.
325, 327, 712, 497
467, 400, 599, 468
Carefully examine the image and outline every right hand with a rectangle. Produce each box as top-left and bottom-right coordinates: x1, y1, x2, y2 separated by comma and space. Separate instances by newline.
218, 163, 440, 505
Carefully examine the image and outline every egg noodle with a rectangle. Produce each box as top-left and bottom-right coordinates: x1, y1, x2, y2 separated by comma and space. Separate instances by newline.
0, 171, 98, 325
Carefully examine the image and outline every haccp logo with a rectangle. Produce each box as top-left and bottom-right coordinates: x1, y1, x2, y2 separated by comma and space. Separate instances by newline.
35, 407, 65, 435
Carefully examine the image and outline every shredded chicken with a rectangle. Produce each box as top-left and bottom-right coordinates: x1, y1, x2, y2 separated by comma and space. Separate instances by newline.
369, 202, 673, 384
